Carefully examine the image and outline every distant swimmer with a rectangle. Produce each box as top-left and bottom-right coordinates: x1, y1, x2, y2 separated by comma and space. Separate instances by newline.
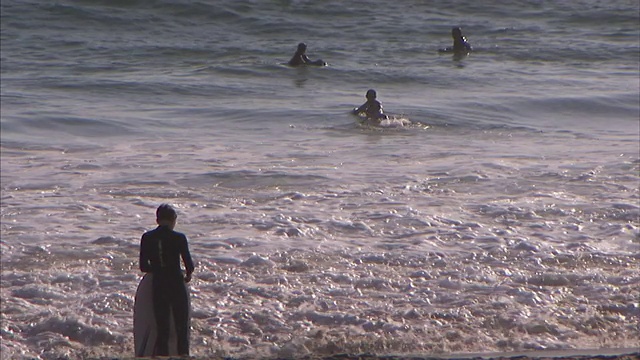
439, 27, 472, 55
288, 42, 327, 67
352, 89, 388, 121
139, 204, 194, 356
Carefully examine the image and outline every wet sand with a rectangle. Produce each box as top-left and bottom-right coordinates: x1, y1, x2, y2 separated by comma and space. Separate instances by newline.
288, 351, 640, 360
308, 353, 640, 360
90, 348, 639, 360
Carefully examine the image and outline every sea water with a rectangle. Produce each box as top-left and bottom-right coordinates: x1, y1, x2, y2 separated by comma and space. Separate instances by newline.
1, 0, 639, 359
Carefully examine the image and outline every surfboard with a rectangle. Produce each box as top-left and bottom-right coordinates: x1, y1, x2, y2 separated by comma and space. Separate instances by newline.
309, 59, 327, 66
133, 273, 191, 357
352, 111, 412, 128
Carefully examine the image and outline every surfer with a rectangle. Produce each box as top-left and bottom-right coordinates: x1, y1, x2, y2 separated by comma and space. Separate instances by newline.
439, 27, 472, 55
139, 204, 195, 356
288, 42, 327, 67
352, 89, 388, 121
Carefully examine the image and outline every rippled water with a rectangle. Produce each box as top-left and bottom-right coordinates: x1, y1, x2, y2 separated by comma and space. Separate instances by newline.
1, 0, 639, 359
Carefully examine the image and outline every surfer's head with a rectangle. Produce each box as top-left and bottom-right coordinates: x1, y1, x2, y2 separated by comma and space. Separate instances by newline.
156, 203, 177, 228
366, 89, 377, 100
297, 42, 307, 53
452, 27, 463, 38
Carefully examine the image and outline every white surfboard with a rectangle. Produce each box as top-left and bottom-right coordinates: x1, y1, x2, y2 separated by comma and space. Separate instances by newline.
353, 112, 412, 128
133, 273, 191, 357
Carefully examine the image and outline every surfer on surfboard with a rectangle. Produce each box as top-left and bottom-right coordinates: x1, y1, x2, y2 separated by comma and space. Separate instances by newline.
288, 42, 327, 67
139, 204, 195, 356
439, 27, 472, 55
352, 89, 388, 122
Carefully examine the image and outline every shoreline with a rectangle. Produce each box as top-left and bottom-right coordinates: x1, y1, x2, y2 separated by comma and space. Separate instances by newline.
86, 348, 639, 360
431, 348, 640, 359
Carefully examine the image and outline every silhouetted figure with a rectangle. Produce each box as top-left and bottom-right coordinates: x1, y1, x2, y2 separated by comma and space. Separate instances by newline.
139, 204, 195, 356
439, 27, 472, 55
352, 89, 388, 121
288, 42, 327, 66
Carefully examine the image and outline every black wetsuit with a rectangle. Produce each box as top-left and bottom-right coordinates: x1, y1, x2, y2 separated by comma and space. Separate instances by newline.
355, 99, 387, 120
288, 51, 311, 66
439, 28, 472, 55
453, 37, 472, 54
139, 225, 194, 356
288, 51, 326, 66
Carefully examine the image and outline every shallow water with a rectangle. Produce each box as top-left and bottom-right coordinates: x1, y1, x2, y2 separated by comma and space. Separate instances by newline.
1, 0, 639, 359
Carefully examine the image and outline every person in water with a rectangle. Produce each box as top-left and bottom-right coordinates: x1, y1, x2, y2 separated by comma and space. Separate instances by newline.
288, 42, 327, 66
352, 89, 388, 121
439, 27, 472, 55
139, 204, 195, 356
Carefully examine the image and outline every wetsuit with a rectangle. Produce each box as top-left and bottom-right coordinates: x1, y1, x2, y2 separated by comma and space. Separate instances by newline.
288, 51, 312, 66
453, 36, 472, 54
139, 225, 194, 356
439, 28, 472, 55
355, 99, 387, 120
288, 44, 326, 66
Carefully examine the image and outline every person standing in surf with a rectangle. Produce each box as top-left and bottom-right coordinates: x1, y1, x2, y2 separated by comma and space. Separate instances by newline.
352, 89, 388, 121
288, 42, 327, 66
139, 204, 195, 356
439, 27, 472, 55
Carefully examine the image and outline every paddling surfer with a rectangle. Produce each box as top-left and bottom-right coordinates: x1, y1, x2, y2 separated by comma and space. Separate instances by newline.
439, 27, 472, 55
352, 89, 388, 121
288, 42, 327, 66
139, 204, 195, 356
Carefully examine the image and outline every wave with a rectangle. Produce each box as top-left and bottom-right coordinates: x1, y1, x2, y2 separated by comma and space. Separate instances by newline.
1, 114, 137, 141
2, 0, 638, 145
176, 170, 331, 190
507, 93, 640, 135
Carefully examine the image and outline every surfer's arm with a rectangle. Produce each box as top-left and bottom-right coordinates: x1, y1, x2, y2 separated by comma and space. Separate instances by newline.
353, 103, 367, 114
288, 53, 310, 66
180, 235, 195, 282
139, 235, 152, 273
379, 105, 387, 118
462, 36, 472, 51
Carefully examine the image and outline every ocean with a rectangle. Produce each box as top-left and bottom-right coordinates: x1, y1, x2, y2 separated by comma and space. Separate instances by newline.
1, 0, 639, 359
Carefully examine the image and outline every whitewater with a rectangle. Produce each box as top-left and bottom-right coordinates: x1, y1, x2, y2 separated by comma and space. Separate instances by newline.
1, 0, 639, 359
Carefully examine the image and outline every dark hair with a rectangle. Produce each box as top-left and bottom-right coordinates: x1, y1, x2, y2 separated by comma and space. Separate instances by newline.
156, 203, 177, 221
366, 89, 377, 99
